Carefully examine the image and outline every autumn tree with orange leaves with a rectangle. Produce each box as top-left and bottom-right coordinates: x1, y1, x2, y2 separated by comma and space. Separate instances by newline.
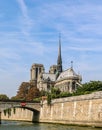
15, 82, 40, 101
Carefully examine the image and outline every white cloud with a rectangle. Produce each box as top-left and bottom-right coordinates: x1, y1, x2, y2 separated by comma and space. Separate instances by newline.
16, 0, 33, 35
67, 46, 102, 52
17, 0, 28, 19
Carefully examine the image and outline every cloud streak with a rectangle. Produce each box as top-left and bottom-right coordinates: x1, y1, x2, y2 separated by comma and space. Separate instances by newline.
16, 0, 33, 35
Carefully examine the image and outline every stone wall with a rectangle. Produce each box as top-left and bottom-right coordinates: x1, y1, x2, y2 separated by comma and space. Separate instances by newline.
1, 108, 34, 122
39, 91, 102, 127
1, 91, 102, 127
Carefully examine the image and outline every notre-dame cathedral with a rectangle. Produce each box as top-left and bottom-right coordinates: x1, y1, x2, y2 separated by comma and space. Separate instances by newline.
30, 37, 82, 93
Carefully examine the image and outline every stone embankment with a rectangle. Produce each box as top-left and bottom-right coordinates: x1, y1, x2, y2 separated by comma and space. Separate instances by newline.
39, 91, 102, 127
1, 91, 102, 127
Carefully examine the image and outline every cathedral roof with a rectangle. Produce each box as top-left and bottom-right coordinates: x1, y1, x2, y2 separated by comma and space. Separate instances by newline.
57, 68, 81, 81
42, 73, 56, 81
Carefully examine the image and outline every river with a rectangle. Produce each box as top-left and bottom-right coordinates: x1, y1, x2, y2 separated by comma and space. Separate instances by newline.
0, 121, 101, 130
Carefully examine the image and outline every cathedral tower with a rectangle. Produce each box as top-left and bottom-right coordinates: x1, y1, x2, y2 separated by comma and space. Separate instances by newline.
30, 63, 44, 85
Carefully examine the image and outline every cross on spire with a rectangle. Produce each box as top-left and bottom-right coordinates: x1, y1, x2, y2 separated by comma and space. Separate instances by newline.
71, 61, 73, 69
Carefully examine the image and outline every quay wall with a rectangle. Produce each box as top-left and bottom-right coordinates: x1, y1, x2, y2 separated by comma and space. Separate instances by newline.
1, 91, 102, 127
39, 91, 102, 127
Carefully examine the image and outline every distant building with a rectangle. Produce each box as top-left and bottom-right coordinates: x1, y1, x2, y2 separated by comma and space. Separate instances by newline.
30, 36, 82, 93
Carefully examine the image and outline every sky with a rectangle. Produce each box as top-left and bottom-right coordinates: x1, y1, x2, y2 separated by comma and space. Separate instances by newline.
0, 0, 102, 98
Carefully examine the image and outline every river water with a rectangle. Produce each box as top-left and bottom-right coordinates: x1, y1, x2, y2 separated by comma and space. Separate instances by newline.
0, 121, 101, 130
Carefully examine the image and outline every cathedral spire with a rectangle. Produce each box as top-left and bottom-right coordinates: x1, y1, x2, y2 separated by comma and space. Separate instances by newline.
57, 33, 62, 73
71, 61, 73, 69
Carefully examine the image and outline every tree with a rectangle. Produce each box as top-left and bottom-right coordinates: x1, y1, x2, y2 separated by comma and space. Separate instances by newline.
51, 87, 61, 98
10, 96, 19, 100
16, 82, 40, 101
26, 87, 40, 101
47, 92, 51, 105
0, 94, 9, 100
16, 82, 30, 100
73, 81, 102, 96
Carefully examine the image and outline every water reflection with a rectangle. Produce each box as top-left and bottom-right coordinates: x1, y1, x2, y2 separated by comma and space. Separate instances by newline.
0, 121, 101, 130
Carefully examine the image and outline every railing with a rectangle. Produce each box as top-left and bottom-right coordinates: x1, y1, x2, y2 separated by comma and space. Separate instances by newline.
0, 99, 40, 103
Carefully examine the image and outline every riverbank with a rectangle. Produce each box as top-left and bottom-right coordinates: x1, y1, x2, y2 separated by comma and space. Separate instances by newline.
1, 91, 102, 128
39, 91, 102, 128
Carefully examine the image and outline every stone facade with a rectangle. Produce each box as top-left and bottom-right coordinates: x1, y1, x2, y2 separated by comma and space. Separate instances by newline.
30, 63, 45, 85
55, 68, 82, 92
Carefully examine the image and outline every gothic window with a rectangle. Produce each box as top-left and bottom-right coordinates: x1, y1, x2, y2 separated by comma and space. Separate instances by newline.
54, 69, 56, 74
67, 82, 70, 91
36, 68, 38, 79
76, 84, 78, 90
39, 68, 41, 74
47, 84, 50, 91
72, 81, 76, 90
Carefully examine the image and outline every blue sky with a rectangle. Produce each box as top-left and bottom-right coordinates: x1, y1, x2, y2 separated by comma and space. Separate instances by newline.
0, 0, 102, 97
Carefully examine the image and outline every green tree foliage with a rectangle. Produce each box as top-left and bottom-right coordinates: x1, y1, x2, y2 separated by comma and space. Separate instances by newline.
51, 87, 61, 98
47, 92, 51, 105
10, 96, 18, 100
73, 81, 102, 96
40, 90, 47, 96
0, 94, 9, 100
60, 92, 72, 98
